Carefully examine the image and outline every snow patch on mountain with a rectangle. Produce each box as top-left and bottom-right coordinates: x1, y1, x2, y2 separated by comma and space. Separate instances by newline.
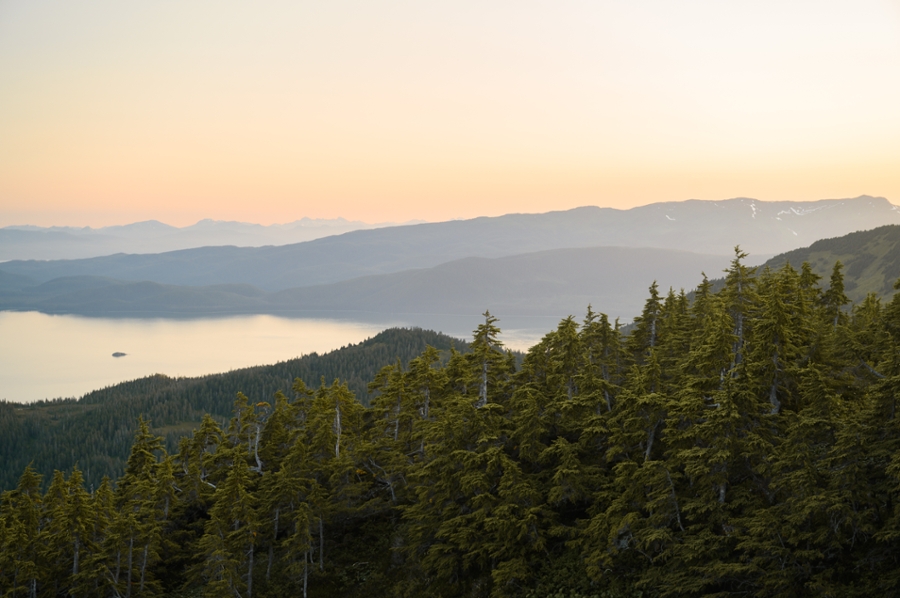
777, 205, 828, 217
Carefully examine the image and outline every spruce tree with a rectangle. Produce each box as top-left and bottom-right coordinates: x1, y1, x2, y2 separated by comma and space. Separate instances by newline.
108, 418, 167, 598
1, 465, 43, 597
469, 311, 512, 409
196, 446, 259, 598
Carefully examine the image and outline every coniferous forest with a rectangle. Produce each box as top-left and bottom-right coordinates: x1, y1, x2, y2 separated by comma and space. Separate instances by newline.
3, 251, 900, 597
0, 327, 471, 492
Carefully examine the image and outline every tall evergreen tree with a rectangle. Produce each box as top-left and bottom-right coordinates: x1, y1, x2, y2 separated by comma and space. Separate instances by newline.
107, 418, 167, 598
196, 446, 259, 598
0, 465, 43, 597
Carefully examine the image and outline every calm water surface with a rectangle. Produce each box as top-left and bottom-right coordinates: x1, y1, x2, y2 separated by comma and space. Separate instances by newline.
1, 311, 552, 403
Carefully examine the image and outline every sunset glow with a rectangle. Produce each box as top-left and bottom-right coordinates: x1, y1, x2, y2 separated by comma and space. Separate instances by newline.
1, 0, 899, 227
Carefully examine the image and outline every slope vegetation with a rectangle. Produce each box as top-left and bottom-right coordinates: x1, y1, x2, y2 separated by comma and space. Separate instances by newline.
3, 258, 900, 597
762, 224, 900, 302
0, 327, 469, 491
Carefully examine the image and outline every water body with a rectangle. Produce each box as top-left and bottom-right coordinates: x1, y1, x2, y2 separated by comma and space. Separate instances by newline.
0, 311, 556, 403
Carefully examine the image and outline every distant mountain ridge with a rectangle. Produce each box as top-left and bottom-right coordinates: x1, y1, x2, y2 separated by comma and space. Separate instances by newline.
5, 217, 900, 324
0, 246, 732, 321
0, 217, 421, 261
2, 196, 896, 291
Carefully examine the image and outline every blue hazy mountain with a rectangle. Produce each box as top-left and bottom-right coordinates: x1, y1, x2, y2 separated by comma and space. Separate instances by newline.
0, 246, 730, 321
2, 196, 896, 291
0, 217, 418, 261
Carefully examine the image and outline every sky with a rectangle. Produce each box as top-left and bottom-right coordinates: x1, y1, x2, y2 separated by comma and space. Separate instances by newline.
1, 0, 899, 227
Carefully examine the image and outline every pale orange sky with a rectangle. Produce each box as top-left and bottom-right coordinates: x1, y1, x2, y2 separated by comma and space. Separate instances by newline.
1, 1, 899, 227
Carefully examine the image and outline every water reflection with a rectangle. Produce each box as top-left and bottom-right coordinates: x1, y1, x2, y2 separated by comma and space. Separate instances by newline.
0, 310, 557, 403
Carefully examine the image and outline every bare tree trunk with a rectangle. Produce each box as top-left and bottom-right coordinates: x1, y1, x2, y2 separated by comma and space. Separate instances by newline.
665, 469, 685, 532
480, 359, 488, 407
731, 311, 744, 374
602, 350, 614, 412
334, 403, 342, 458
125, 536, 134, 598
73, 534, 80, 578
769, 340, 781, 414
393, 396, 401, 441
303, 549, 309, 598
769, 380, 780, 415
421, 386, 430, 454
474, 357, 489, 409
319, 517, 324, 571
267, 507, 279, 582
139, 544, 149, 593
247, 542, 254, 598
253, 424, 264, 472
644, 422, 658, 463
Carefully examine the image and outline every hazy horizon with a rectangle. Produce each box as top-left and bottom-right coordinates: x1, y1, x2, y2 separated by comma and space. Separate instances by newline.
1, 215, 426, 230
2, 194, 895, 230
2, 1, 898, 228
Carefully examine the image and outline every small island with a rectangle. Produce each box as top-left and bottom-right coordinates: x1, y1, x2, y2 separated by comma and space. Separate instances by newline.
111, 352, 127, 358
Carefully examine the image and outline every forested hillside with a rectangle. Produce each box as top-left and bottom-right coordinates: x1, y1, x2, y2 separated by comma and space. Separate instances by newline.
763, 224, 900, 302
3, 252, 900, 597
0, 328, 469, 492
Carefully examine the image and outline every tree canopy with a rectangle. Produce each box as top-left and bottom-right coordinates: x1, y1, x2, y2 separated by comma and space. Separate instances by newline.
3, 257, 900, 597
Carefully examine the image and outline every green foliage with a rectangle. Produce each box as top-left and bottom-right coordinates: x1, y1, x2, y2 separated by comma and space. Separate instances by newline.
763, 224, 900, 301
3, 263, 900, 597
0, 327, 470, 492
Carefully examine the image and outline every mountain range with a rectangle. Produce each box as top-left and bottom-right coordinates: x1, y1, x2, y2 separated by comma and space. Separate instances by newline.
0, 217, 420, 261
2, 196, 896, 291
2, 196, 898, 323
0, 246, 732, 321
